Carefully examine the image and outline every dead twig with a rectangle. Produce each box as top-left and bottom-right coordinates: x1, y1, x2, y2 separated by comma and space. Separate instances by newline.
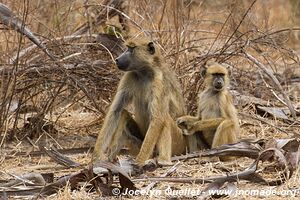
39, 145, 81, 168
243, 52, 297, 119
171, 140, 263, 161
142, 161, 180, 191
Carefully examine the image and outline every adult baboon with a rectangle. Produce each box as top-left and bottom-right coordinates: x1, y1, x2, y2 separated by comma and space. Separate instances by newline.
93, 38, 190, 165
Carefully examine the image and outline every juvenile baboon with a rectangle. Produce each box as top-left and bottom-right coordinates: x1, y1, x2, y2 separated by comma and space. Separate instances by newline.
93, 38, 188, 166
177, 62, 239, 160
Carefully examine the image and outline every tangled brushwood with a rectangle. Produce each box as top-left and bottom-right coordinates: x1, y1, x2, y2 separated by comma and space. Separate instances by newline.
0, 0, 300, 199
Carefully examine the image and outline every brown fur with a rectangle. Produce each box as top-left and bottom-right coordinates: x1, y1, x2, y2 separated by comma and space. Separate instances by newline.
93, 38, 188, 166
177, 62, 239, 160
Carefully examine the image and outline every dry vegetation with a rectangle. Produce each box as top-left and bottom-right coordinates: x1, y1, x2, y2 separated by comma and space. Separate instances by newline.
0, 0, 300, 199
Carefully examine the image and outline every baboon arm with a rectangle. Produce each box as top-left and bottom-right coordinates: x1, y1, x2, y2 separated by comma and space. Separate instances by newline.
136, 79, 165, 164
192, 118, 224, 132
93, 89, 132, 160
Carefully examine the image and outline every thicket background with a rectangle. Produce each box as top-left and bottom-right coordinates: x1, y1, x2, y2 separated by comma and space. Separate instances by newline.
0, 0, 300, 199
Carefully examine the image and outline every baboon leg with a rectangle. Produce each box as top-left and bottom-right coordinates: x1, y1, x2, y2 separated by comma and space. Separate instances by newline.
120, 113, 144, 157
106, 110, 142, 161
121, 136, 143, 157
170, 122, 187, 155
211, 120, 237, 148
211, 120, 237, 161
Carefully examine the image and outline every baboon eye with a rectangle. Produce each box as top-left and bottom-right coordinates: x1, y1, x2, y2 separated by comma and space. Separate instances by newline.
213, 73, 225, 77
147, 42, 155, 55
127, 46, 135, 53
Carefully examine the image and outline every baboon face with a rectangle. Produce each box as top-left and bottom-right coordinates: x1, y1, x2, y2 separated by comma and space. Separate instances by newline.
212, 73, 225, 91
115, 40, 157, 71
202, 63, 229, 92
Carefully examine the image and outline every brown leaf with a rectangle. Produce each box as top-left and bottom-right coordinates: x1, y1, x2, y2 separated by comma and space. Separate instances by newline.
93, 160, 136, 192
285, 150, 300, 171
199, 181, 225, 199
39, 170, 87, 196
280, 138, 300, 152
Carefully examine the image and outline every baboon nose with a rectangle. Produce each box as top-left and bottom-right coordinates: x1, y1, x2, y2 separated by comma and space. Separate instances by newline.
215, 82, 223, 90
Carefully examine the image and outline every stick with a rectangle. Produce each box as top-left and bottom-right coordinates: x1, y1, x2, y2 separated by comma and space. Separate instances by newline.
243, 52, 297, 119
142, 161, 180, 191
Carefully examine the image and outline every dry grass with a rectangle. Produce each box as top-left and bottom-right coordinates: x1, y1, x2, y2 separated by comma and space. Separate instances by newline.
0, 0, 300, 199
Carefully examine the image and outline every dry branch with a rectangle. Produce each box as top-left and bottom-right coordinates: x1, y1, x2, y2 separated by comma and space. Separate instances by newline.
39, 145, 81, 168
0, 3, 56, 62
134, 161, 266, 184
243, 52, 297, 119
5, 146, 93, 159
172, 140, 263, 161
135, 138, 300, 190
72, 0, 126, 36
0, 1, 300, 198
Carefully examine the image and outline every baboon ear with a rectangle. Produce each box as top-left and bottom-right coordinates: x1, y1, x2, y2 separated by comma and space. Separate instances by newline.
147, 42, 155, 55
200, 66, 207, 77
227, 67, 231, 77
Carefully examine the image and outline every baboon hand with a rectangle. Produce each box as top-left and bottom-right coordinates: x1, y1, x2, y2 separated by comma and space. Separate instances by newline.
176, 116, 196, 129
176, 117, 189, 129
176, 116, 196, 135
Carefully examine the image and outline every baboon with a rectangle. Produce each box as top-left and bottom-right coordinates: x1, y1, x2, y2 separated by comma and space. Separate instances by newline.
93, 38, 189, 166
177, 62, 239, 160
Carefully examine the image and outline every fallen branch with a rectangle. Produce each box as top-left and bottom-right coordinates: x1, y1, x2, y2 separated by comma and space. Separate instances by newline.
5, 146, 93, 159
132, 161, 266, 184
171, 140, 263, 161
135, 138, 300, 187
243, 52, 297, 119
0, 3, 56, 62
39, 145, 81, 168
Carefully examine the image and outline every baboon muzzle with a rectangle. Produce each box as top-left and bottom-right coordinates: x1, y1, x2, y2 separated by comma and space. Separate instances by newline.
213, 77, 224, 90
115, 52, 130, 71
215, 81, 223, 90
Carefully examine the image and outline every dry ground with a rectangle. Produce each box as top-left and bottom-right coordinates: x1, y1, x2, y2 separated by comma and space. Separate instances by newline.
0, 0, 300, 199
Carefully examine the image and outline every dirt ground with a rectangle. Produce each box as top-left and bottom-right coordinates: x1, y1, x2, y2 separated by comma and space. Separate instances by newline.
0, 0, 300, 199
